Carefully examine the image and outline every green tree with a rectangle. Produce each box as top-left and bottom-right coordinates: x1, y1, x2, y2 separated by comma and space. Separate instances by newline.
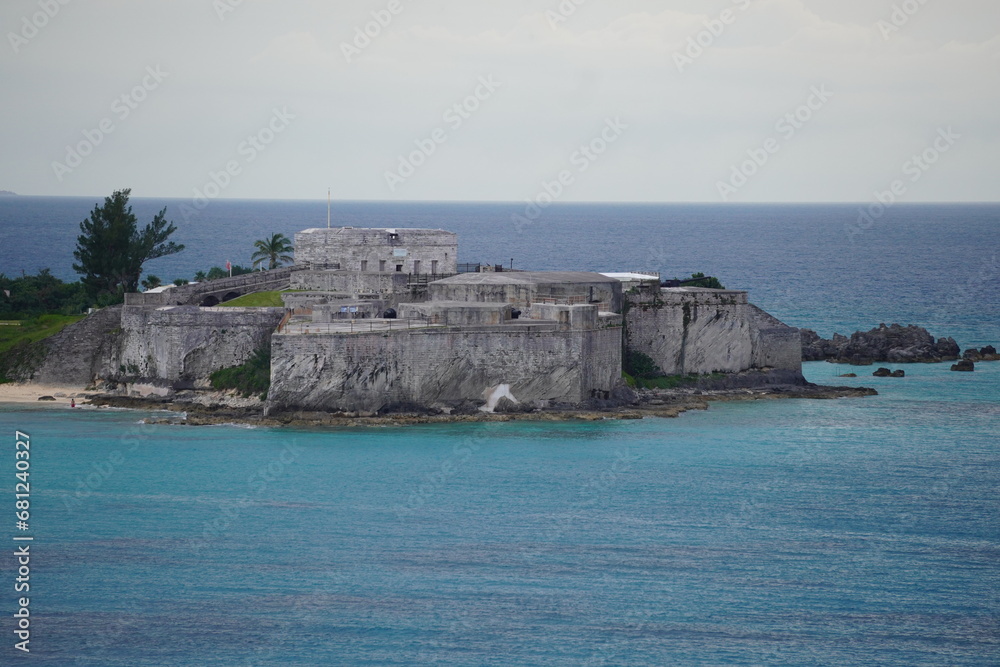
251, 233, 294, 270
140, 275, 162, 291
0, 270, 89, 318
206, 267, 227, 281
193, 270, 207, 282
688, 272, 725, 289
72, 189, 184, 300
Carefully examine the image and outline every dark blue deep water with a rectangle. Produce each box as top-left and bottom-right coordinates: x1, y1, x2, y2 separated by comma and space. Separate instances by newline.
1, 198, 998, 665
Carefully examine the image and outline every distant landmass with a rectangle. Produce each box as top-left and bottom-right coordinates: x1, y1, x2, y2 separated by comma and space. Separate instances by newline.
0, 190, 17, 196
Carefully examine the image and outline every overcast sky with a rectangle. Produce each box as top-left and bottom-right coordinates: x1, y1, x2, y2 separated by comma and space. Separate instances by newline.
2, 0, 998, 202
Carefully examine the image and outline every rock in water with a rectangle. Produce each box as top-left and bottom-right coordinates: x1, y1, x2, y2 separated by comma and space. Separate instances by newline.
964, 348, 983, 362
951, 360, 975, 372
802, 324, 962, 364
493, 396, 525, 414
891, 370, 905, 378
873, 368, 892, 377
38, 396, 56, 401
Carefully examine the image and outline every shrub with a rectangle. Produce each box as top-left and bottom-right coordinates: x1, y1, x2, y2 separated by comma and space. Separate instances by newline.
209, 347, 271, 398
625, 351, 662, 380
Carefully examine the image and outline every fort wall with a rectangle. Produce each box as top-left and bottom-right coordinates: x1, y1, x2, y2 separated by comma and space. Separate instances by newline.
267, 322, 623, 414
625, 288, 801, 376
295, 227, 457, 274
115, 306, 284, 384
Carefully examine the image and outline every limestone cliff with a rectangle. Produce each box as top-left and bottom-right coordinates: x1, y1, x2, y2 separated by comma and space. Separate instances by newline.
114, 306, 284, 385
6, 306, 123, 385
267, 325, 623, 415
625, 288, 802, 377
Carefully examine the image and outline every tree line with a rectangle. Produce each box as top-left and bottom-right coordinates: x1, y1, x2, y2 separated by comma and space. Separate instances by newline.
1, 189, 294, 319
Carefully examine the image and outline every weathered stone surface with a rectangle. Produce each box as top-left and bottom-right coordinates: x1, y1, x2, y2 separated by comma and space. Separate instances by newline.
964, 346, 1000, 362
125, 268, 291, 307
430, 272, 624, 313
873, 368, 892, 377
951, 360, 975, 372
295, 227, 457, 274
802, 324, 961, 364
114, 306, 284, 384
27, 306, 124, 386
626, 289, 801, 376
267, 324, 623, 414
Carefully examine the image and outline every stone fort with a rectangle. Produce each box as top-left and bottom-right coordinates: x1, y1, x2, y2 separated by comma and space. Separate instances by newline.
33, 225, 803, 415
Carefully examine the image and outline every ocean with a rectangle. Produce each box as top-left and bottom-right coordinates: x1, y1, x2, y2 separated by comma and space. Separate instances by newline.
1, 199, 998, 665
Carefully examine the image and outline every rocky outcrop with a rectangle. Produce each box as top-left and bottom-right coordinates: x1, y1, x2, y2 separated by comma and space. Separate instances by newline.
801, 324, 961, 365
873, 368, 905, 378
625, 289, 802, 377
963, 346, 1000, 362
951, 360, 975, 372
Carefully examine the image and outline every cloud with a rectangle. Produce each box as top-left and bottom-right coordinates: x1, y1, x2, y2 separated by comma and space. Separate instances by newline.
0, 0, 996, 201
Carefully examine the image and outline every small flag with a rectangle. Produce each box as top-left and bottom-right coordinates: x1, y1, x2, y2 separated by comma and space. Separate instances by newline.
225, 261, 231, 271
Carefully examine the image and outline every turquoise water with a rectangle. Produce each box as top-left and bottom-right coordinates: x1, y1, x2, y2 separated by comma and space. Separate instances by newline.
1, 201, 997, 663
2, 361, 997, 665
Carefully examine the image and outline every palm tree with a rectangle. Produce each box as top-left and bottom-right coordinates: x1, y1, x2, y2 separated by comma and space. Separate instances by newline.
251, 233, 294, 270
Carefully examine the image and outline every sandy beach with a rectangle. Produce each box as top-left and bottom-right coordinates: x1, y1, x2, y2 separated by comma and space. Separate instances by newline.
0, 384, 96, 405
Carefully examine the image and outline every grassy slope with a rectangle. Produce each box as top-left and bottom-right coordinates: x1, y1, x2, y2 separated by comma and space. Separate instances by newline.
218, 291, 286, 308
0, 315, 87, 355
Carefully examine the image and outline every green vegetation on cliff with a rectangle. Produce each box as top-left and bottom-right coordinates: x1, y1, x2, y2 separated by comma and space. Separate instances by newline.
0, 314, 85, 382
0, 314, 86, 355
209, 347, 271, 399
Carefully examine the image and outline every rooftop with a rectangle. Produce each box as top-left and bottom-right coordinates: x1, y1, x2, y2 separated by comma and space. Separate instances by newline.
299, 227, 453, 234
431, 271, 621, 286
